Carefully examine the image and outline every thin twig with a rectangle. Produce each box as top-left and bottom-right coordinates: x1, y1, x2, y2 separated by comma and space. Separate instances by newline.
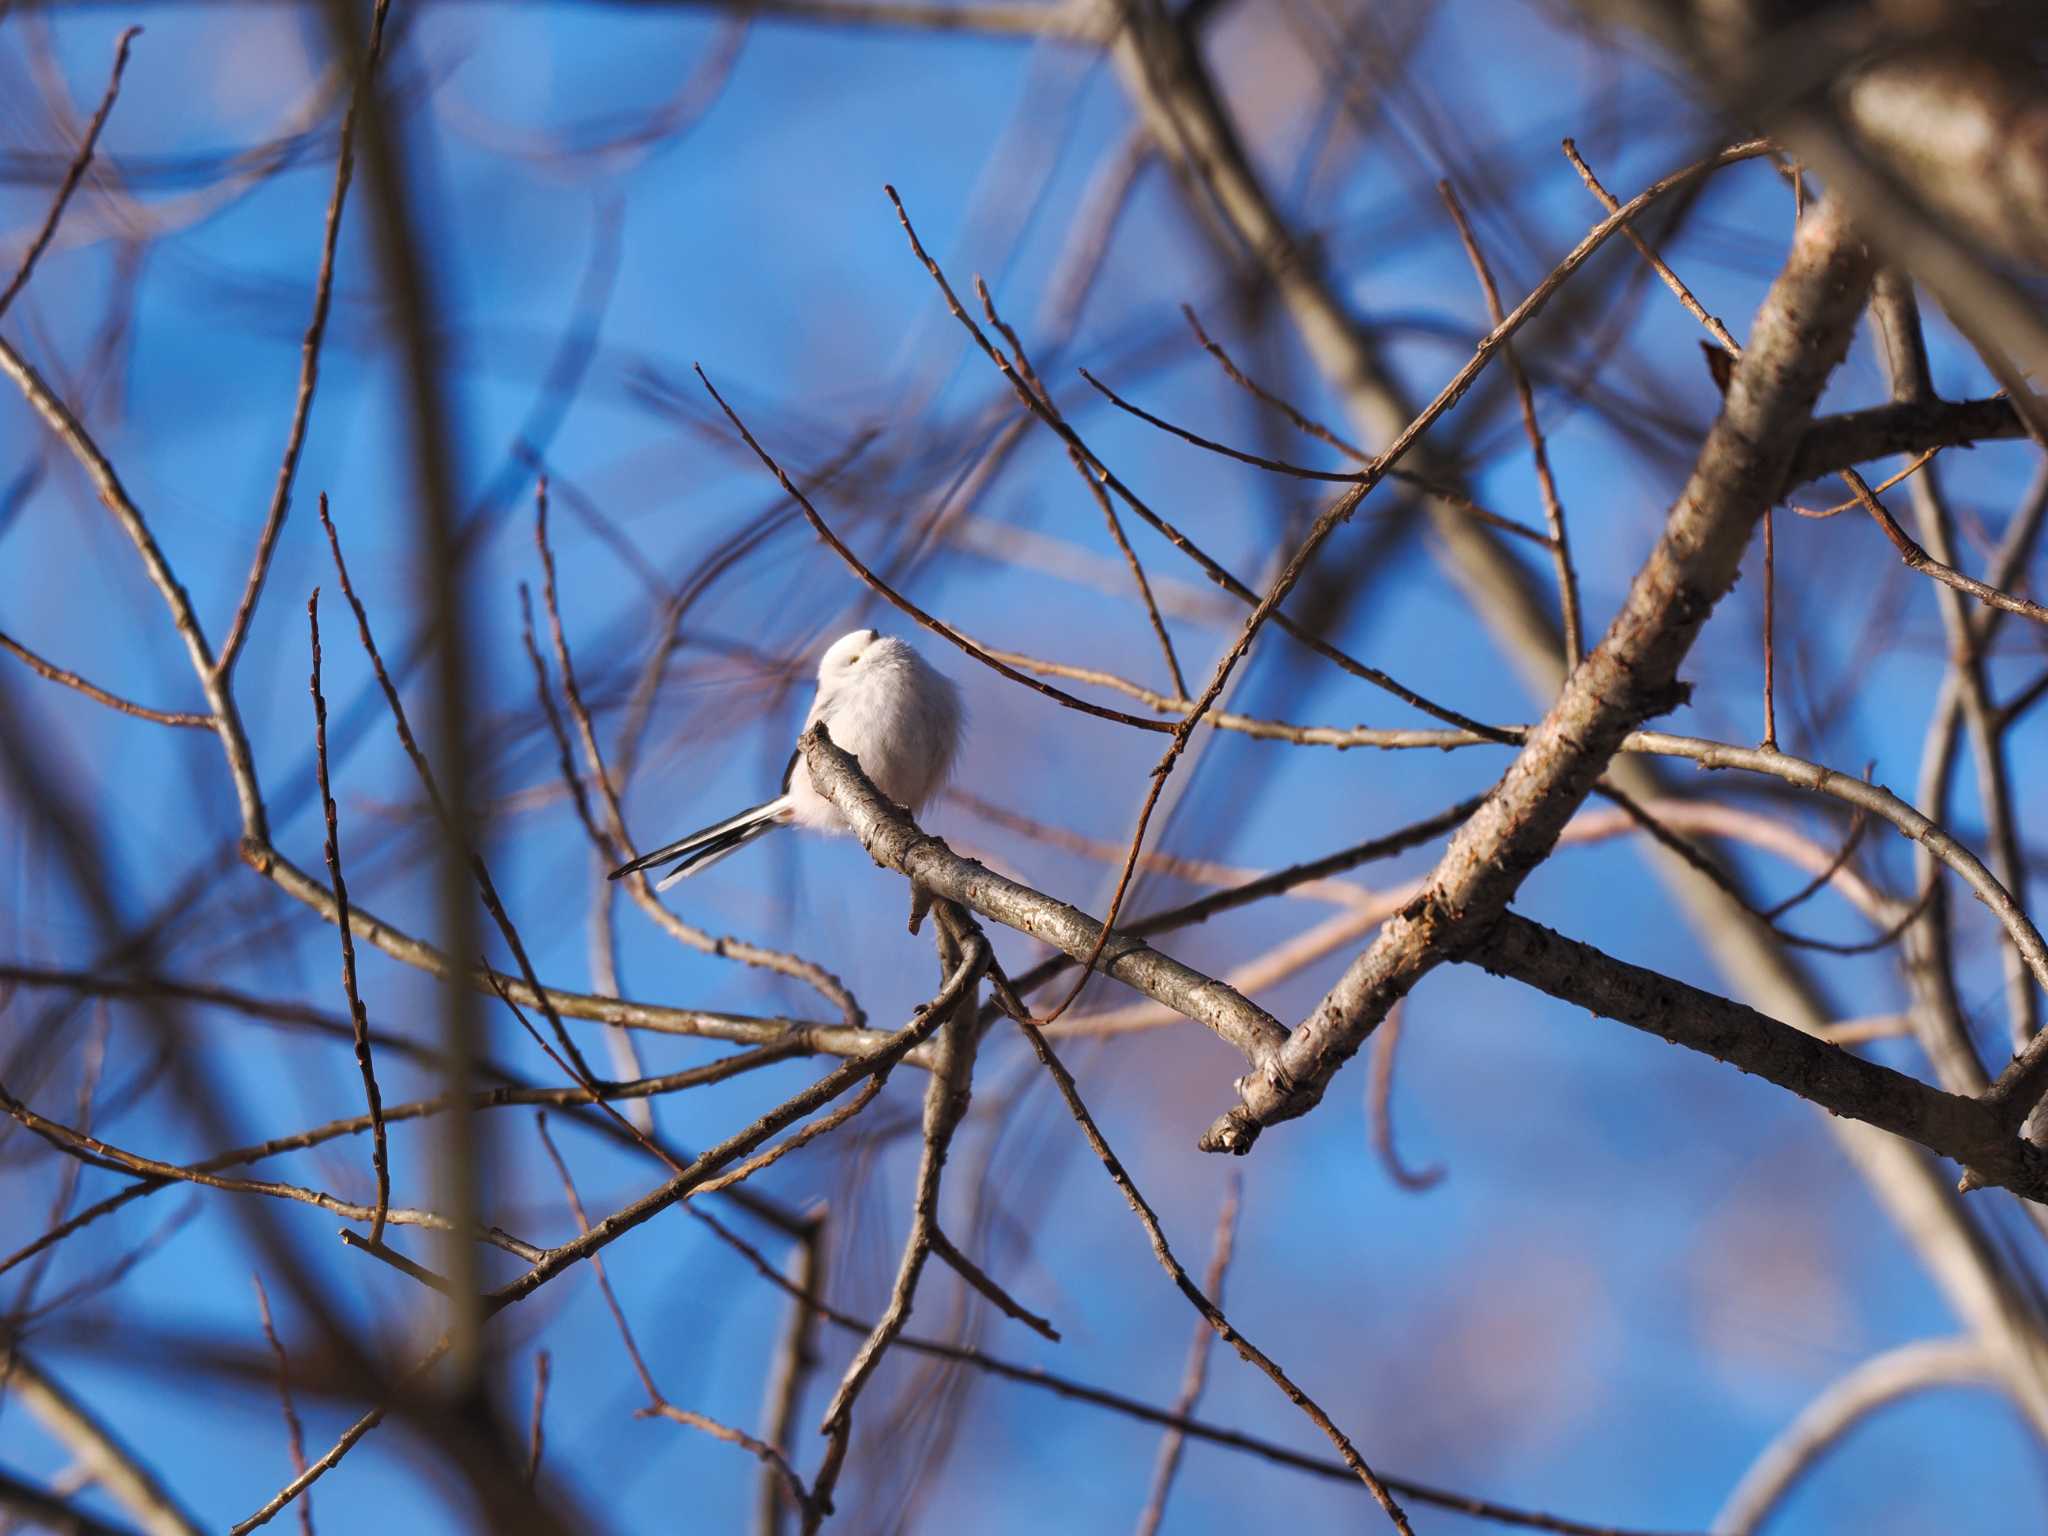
251, 1274, 315, 1536
0, 27, 139, 320
1900, 461, 2048, 1100
929, 1225, 1060, 1340
315, 0, 490, 1383
309, 590, 390, 1244
950, 784, 1374, 905
684, 1213, 1681, 1536
336, 1229, 454, 1294
1873, 271, 2041, 1056
519, 586, 609, 854
1762, 506, 1777, 748
756, 1219, 827, 1536
0, 627, 211, 727
1437, 178, 1584, 665
9, 1008, 110, 1320
1713, 1338, 1996, 1535
1367, 1001, 1444, 1192
1076, 364, 1553, 545
1562, 138, 1741, 354
0, 1086, 542, 1260
1844, 467, 2048, 627
532, 482, 867, 1028
887, 185, 1510, 745
227, 1339, 452, 1536
975, 643, 1491, 746
695, 366, 1173, 734
2002, 664, 2048, 731
1180, 303, 1368, 458
692, 1077, 888, 1198
532, 1114, 660, 1399
532, 1114, 812, 1512
483, 938, 988, 1317
1760, 807, 1869, 921
0, 1052, 774, 1284
1178, 303, 1566, 546
1010, 1014, 1414, 1533
1133, 1173, 1240, 1536
317, 494, 600, 1085
526, 1351, 551, 1488
976, 276, 1186, 696
1787, 447, 1939, 517
810, 905, 985, 1525
217, 0, 391, 677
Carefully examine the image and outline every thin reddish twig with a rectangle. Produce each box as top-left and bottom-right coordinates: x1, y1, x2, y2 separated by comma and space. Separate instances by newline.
1437, 178, 1584, 665
0, 27, 139, 321
251, 1274, 315, 1536
1010, 1014, 1415, 1534
309, 589, 390, 1244
217, 0, 392, 678
531, 1113, 811, 1510
316, 494, 600, 1085
528, 483, 867, 1029
694, 366, 1175, 734
976, 276, 1187, 696
1133, 1174, 1241, 1536
0, 628, 211, 727
887, 187, 1507, 743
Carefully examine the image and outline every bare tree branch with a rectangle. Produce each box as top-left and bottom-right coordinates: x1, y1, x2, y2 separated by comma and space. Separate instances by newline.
1473, 913, 2048, 1200
798, 721, 1289, 1062
1713, 1337, 1999, 1535
0, 1344, 205, 1536
1206, 200, 1877, 1153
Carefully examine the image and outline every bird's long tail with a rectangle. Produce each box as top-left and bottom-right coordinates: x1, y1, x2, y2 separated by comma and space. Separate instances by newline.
609, 797, 788, 889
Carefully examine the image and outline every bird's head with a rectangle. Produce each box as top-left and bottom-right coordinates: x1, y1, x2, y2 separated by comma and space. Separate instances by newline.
818, 628, 882, 682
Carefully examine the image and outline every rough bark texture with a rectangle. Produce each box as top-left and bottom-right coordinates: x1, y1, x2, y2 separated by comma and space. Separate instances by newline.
1205, 200, 1878, 1152
799, 724, 1291, 1063
1474, 914, 2048, 1201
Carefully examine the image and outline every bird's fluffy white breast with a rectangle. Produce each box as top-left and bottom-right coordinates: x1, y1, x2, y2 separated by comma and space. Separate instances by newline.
785, 636, 961, 831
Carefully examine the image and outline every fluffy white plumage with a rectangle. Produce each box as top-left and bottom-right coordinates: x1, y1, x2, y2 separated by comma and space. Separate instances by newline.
609, 628, 962, 889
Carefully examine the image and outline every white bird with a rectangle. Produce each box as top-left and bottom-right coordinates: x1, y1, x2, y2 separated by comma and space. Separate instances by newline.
610, 628, 963, 890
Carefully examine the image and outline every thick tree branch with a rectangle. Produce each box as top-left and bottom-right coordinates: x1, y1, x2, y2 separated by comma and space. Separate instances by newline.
1785, 395, 2028, 489
1098, 0, 2048, 1432
1471, 914, 2048, 1202
1205, 200, 1877, 1153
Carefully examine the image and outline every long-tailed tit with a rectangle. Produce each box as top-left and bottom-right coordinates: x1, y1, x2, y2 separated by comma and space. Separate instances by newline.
609, 628, 963, 889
